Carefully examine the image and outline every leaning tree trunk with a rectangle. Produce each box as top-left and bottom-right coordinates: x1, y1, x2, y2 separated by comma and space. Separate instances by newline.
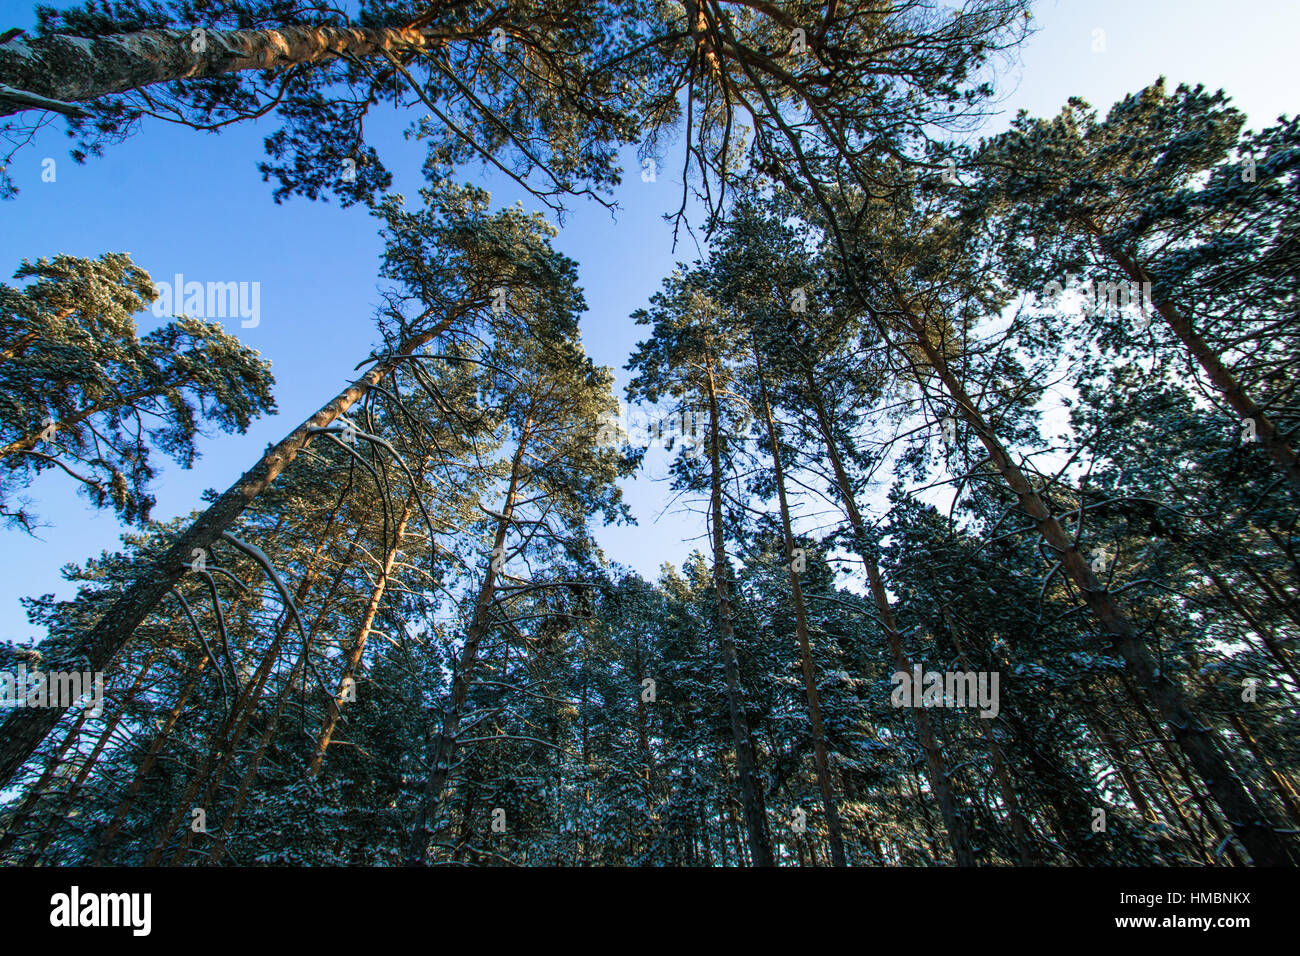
202, 644, 311, 865
898, 297, 1297, 866
0, 318, 453, 789
0, 25, 438, 117
1103, 248, 1300, 495
406, 424, 529, 865
308, 459, 430, 776
704, 356, 776, 867
22, 655, 157, 865
803, 366, 975, 866
91, 653, 210, 864
754, 342, 847, 866
0, 707, 92, 857
152, 534, 358, 866
943, 614, 1036, 864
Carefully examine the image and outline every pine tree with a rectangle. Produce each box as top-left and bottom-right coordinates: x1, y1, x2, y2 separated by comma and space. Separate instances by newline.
0, 252, 274, 528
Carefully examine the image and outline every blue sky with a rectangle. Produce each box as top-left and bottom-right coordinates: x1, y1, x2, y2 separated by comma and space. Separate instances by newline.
2, 0, 1298, 642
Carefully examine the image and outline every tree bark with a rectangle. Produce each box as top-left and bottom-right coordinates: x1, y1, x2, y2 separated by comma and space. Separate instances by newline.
406, 423, 529, 865
803, 366, 974, 865
0, 25, 439, 116
1106, 248, 1300, 494
0, 319, 453, 789
704, 355, 775, 867
754, 340, 847, 865
899, 302, 1297, 865
308, 470, 427, 776
91, 653, 210, 864
944, 614, 1036, 864
145, 529, 358, 865
23, 655, 157, 864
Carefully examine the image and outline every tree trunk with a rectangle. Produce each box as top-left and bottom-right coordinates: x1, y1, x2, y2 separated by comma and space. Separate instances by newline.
23, 655, 157, 864
0, 319, 453, 788
308, 467, 428, 776
203, 646, 310, 865
803, 367, 974, 865
899, 302, 1297, 866
406, 424, 529, 865
754, 341, 847, 865
145, 530, 358, 865
1114, 674, 1242, 865
91, 653, 210, 863
1085, 708, 1155, 824
0, 25, 439, 116
1106, 248, 1300, 494
1225, 712, 1300, 829
631, 631, 657, 810
1195, 559, 1300, 694
0, 707, 92, 857
944, 615, 1036, 864
704, 355, 775, 867
1099, 704, 1214, 863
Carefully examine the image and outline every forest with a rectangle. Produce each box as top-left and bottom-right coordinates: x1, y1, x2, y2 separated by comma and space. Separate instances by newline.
0, 0, 1297, 870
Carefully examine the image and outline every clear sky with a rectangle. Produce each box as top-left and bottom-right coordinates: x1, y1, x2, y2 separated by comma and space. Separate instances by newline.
1, 0, 1297, 642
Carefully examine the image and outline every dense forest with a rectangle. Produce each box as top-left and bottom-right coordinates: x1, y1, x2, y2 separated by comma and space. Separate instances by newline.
1, 0, 1297, 870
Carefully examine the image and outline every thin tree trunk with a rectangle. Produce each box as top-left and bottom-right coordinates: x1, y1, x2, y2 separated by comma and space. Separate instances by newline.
203, 646, 310, 865
91, 654, 210, 863
23, 655, 157, 864
1106, 705, 1214, 863
1106, 249, 1300, 494
1085, 708, 1155, 824
1195, 559, 1300, 693
308, 468, 428, 775
406, 424, 530, 865
1188, 657, 1300, 828
144, 644, 288, 867
1226, 713, 1300, 828
631, 632, 657, 809
704, 355, 775, 867
1113, 675, 1245, 865
145, 530, 358, 865
753, 339, 847, 866
803, 367, 974, 865
0, 707, 92, 857
907, 764, 940, 862
944, 615, 1036, 864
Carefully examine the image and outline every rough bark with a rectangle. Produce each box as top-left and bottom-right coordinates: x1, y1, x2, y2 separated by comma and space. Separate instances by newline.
0, 25, 440, 116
